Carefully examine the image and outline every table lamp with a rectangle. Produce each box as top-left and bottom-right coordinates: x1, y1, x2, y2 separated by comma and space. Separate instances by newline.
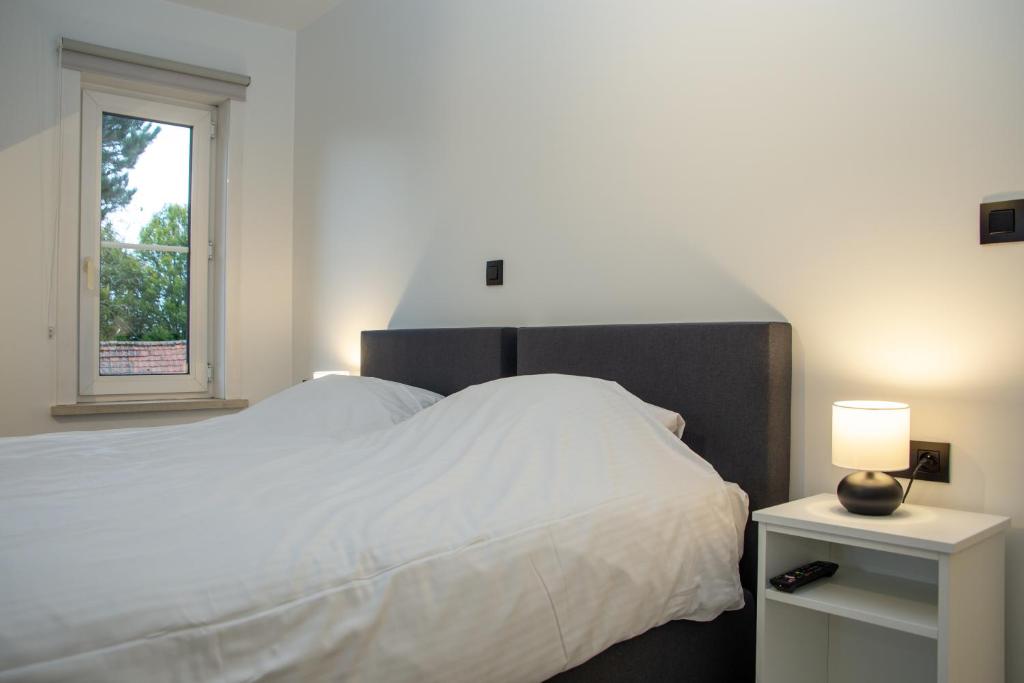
832, 400, 909, 516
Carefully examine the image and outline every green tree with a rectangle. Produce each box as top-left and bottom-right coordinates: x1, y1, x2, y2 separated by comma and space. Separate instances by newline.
100, 204, 190, 341
101, 114, 160, 223
136, 204, 189, 341
97, 114, 193, 343
99, 244, 147, 340
99, 113, 161, 340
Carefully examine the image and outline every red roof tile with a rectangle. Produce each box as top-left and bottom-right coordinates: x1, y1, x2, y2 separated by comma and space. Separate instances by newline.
99, 341, 187, 375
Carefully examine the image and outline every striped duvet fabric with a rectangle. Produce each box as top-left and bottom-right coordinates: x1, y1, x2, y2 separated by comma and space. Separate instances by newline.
0, 374, 747, 682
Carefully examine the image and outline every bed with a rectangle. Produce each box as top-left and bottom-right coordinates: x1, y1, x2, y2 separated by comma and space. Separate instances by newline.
0, 322, 790, 682
364, 322, 792, 681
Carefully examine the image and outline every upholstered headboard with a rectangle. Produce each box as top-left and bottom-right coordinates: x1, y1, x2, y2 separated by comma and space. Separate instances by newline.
360, 322, 792, 588
361, 327, 517, 396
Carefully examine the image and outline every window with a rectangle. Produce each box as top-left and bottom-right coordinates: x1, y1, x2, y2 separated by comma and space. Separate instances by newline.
55, 39, 250, 408
79, 90, 213, 396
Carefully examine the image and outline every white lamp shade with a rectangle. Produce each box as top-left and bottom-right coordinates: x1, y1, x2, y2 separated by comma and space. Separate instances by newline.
832, 400, 909, 471
312, 370, 351, 379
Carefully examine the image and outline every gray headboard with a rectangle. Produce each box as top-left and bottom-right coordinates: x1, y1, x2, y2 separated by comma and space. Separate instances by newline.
361, 327, 516, 396
361, 322, 791, 588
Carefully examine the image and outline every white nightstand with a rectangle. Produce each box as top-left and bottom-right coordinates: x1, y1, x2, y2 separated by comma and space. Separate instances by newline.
753, 494, 1009, 683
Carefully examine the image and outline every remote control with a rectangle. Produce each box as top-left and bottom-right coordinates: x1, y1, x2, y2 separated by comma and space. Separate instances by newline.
769, 560, 838, 593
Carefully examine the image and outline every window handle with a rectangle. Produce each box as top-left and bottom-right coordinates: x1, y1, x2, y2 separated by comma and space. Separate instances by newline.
83, 257, 97, 291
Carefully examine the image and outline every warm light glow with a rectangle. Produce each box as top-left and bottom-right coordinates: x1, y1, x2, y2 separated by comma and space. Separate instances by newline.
312, 370, 351, 379
832, 400, 910, 471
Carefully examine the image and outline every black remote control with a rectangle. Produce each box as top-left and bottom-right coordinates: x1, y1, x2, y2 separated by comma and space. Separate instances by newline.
769, 560, 838, 593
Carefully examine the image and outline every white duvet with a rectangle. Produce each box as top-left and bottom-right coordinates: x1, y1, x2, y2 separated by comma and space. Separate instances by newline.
0, 374, 747, 682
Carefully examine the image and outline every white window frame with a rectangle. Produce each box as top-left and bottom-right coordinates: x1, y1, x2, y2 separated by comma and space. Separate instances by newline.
55, 63, 246, 407
78, 89, 212, 396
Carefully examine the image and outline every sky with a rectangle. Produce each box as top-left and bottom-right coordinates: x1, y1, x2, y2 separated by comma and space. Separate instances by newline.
106, 122, 191, 244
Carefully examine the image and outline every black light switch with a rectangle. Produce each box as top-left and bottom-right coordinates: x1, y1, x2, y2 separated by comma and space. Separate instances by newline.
988, 209, 1014, 234
980, 199, 1024, 244
486, 260, 503, 286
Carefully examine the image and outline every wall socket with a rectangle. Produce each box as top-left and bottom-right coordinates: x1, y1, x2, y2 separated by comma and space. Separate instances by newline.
888, 440, 950, 483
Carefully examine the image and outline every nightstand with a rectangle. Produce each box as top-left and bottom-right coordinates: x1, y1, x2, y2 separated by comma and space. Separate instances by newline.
753, 494, 1009, 683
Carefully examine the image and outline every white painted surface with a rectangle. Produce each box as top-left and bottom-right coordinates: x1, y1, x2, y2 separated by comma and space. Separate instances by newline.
292, 2, 1024, 676
941, 534, 1006, 683
759, 599, 830, 683
765, 567, 938, 639
755, 493, 1010, 554
77, 90, 212, 397
758, 497, 1006, 682
827, 618, 937, 683
167, 0, 341, 31
0, 0, 295, 435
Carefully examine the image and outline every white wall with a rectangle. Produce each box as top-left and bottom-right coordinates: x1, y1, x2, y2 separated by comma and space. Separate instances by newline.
0, 0, 295, 435
293, 0, 1024, 676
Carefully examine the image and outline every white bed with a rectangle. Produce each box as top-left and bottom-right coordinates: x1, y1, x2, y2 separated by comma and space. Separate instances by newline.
0, 374, 747, 682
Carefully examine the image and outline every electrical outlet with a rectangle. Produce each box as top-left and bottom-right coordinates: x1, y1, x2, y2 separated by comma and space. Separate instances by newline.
915, 450, 941, 474
888, 440, 950, 483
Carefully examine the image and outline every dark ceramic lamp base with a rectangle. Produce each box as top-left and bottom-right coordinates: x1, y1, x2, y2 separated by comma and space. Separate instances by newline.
837, 471, 903, 516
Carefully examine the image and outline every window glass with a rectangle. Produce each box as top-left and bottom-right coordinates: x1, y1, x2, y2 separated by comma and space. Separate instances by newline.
98, 113, 191, 376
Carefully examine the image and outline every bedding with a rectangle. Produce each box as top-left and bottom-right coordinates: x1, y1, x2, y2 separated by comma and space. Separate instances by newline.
642, 401, 686, 437
231, 373, 444, 439
0, 374, 747, 682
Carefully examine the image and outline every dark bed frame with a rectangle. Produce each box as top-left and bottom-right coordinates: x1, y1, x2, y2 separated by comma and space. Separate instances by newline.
361, 323, 792, 682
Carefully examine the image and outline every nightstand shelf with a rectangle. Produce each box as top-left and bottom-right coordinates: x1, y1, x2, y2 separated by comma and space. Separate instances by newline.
764, 567, 938, 638
754, 494, 1009, 683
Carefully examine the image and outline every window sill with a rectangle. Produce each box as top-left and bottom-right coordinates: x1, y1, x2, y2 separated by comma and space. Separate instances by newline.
51, 398, 249, 416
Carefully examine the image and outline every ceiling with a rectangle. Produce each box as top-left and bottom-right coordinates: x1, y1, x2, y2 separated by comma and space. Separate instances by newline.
166, 0, 342, 31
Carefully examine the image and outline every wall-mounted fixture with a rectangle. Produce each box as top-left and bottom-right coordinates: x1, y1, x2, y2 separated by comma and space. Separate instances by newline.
832, 400, 910, 516
486, 260, 503, 286
980, 198, 1024, 244
889, 439, 951, 484
312, 370, 351, 379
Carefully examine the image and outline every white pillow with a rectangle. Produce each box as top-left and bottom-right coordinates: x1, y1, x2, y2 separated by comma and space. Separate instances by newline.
643, 401, 686, 438
231, 374, 443, 439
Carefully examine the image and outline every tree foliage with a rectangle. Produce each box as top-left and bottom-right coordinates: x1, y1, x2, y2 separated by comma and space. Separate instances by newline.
100, 205, 190, 341
101, 115, 160, 221
98, 115, 191, 343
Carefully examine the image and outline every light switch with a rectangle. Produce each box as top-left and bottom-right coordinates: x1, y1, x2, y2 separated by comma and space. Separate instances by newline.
988, 209, 1014, 234
980, 199, 1023, 244
486, 260, 503, 286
